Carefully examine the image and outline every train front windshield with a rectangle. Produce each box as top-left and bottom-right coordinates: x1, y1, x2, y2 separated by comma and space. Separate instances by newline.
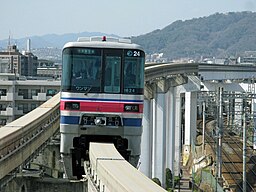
61, 47, 145, 94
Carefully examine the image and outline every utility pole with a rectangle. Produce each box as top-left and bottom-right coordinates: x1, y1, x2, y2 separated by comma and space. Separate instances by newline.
216, 87, 223, 187
202, 101, 206, 155
243, 98, 248, 192
242, 111, 247, 192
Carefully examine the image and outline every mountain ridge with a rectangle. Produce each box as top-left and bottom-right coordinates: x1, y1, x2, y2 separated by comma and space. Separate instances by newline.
1, 11, 256, 59
131, 11, 256, 59
0, 32, 118, 50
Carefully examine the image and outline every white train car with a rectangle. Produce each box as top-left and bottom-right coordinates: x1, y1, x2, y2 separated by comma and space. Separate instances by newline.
60, 36, 145, 179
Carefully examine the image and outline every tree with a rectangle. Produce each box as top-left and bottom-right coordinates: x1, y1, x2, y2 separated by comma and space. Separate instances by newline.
166, 168, 173, 190
152, 177, 161, 186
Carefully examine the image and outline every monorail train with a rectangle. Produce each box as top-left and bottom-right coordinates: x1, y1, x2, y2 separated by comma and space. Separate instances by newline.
60, 36, 145, 179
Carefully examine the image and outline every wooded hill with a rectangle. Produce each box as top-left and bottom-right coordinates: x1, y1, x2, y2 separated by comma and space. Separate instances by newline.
132, 11, 256, 60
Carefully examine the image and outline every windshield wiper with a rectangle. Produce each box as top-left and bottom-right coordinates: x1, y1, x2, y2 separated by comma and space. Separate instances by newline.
84, 86, 92, 95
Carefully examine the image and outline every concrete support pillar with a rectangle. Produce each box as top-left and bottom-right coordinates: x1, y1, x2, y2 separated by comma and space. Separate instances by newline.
185, 92, 197, 146
166, 87, 175, 174
183, 92, 197, 166
141, 76, 192, 183
140, 98, 152, 177
174, 88, 181, 175
152, 92, 166, 184
253, 98, 256, 150
142, 83, 179, 185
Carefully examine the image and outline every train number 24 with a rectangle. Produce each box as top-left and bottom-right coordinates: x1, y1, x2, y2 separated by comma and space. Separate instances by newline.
133, 51, 140, 57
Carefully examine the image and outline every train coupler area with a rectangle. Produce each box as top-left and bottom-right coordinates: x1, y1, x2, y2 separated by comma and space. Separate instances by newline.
71, 135, 131, 178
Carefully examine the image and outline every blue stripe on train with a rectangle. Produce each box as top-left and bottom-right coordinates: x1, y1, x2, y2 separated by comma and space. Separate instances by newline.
60, 116, 142, 127
61, 97, 143, 103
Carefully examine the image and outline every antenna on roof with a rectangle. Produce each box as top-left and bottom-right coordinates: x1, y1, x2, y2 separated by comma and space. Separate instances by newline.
8, 30, 11, 46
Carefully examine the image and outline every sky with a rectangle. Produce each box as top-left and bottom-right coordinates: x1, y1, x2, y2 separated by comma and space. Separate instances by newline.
1, 0, 256, 40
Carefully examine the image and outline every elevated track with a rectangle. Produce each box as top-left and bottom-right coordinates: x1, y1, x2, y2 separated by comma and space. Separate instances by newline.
0, 93, 60, 187
87, 142, 167, 192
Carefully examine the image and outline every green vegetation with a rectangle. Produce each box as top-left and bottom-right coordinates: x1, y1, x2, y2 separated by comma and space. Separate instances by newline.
132, 11, 256, 60
165, 168, 182, 191
165, 168, 173, 190
152, 177, 161, 186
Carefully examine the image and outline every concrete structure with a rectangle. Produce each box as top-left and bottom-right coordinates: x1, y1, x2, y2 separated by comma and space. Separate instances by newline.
140, 75, 201, 186
89, 142, 167, 192
30, 137, 63, 178
1, 177, 86, 192
140, 62, 256, 187
0, 94, 60, 185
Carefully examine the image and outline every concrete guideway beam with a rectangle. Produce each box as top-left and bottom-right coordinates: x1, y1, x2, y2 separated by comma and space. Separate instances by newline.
144, 75, 188, 99
88, 142, 167, 192
0, 93, 60, 182
0, 119, 60, 179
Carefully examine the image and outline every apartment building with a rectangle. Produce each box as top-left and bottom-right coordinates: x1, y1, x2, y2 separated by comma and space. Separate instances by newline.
0, 41, 61, 126
0, 73, 60, 125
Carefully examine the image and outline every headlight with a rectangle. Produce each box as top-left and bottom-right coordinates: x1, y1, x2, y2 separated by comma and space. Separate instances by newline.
64, 102, 80, 110
124, 104, 139, 112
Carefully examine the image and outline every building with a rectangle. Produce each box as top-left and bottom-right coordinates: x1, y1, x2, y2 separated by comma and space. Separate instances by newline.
37, 59, 62, 78
0, 43, 38, 77
0, 73, 60, 126
0, 40, 61, 126
238, 51, 256, 64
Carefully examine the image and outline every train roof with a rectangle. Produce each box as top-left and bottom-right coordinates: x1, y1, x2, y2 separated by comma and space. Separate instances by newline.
63, 36, 144, 51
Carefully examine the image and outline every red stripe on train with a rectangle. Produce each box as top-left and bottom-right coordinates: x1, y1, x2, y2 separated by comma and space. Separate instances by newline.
60, 101, 143, 113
